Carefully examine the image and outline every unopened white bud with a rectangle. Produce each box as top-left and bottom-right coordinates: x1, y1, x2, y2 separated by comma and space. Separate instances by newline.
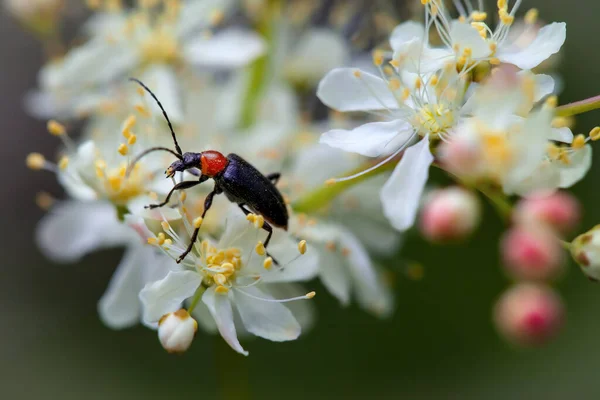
571, 226, 600, 282
158, 309, 197, 354
419, 187, 481, 242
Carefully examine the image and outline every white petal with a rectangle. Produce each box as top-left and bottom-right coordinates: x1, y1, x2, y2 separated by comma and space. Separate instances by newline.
320, 120, 413, 157
176, 0, 234, 38
139, 271, 201, 324
380, 137, 434, 231
316, 245, 351, 306
139, 64, 184, 124
184, 29, 266, 68
392, 37, 452, 74
263, 283, 315, 332
233, 286, 301, 342
497, 22, 566, 70
558, 145, 592, 188
290, 144, 358, 190
190, 302, 218, 333
549, 127, 573, 143
532, 73, 555, 101
450, 21, 491, 59
259, 233, 320, 283
339, 230, 393, 317
127, 195, 183, 221
285, 28, 350, 85
202, 287, 248, 356
504, 160, 561, 196
35, 201, 134, 263
317, 68, 398, 112
389, 21, 425, 51
98, 246, 145, 329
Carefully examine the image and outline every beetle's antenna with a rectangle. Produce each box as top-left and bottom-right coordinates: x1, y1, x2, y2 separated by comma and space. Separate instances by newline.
129, 78, 183, 156
126, 146, 182, 177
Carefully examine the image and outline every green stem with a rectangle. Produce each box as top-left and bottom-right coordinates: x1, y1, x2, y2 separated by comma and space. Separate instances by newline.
559, 239, 573, 251
292, 159, 397, 213
187, 286, 206, 314
555, 94, 600, 117
238, 0, 279, 130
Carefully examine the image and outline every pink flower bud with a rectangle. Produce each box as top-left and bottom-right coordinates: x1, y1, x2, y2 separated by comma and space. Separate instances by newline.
419, 187, 481, 242
437, 135, 484, 178
501, 227, 563, 281
494, 283, 564, 346
514, 191, 580, 235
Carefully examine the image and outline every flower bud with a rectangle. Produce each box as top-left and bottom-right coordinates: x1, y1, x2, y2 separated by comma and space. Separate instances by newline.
437, 135, 484, 179
571, 226, 600, 282
501, 227, 563, 281
158, 309, 197, 354
494, 283, 564, 346
514, 191, 580, 235
419, 187, 481, 242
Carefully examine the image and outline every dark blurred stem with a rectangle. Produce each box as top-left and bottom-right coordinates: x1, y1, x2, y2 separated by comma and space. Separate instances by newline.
215, 336, 251, 400
556, 95, 600, 117
239, 0, 280, 130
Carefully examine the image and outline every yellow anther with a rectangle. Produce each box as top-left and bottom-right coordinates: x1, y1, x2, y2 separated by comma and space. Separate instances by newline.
471, 11, 487, 21
552, 117, 572, 129
58, 156, 69, 170
414, 77, 422, 89
246, 213, 256, 223
135, 104, 151, 117
34, 192, 54, 212
298, 240, 307, 255
255, 241, 266, 256
95, 160, 106, 170
559, 150, 571, 165
401, 88, 411, 101
161, 221, 170, 232
388, 78, 401, 90
215, 285, 229, 294
210, 9, 225, 26
86, 0, 102, 9
457, 56, 467, 66
305, 291, 316, 299
547, 143, 560, 160
325, 178, 336, 186
263, 257, 273, 270
254, 215, 265, 229
122, 129, 132, 139
108, 175, 122, 191
383, 66, 394, 76
47, 120, 66, 136
157, 232, 166, 246
128, 134, 137, 145
353, 70, 362, 78
389, 59, 400, 68
122, 114, 136, 132
325, 241, 336, 251
136, 87, 145, 97
118, 144, 129, 156
499, 8, 514, 25
421, 0, 430, 5
524, 8, 538, 25
193, 216, 203, 229
214, 274, 227, 286
545, 95, 558, 109
497, 0, 507, 9
489, 42, 497, 53
372, 50, 385, 66
458, 15, 466, 23
462, 47, 472, 58
489, 57, 501, 65
147, 237, 158, 245
26, 153, 45, 170
589, 126, 600, 141
572, 134, 586, 150
163, 239, 173, 247
429, 75, 439, 86
179, 192, 187, 202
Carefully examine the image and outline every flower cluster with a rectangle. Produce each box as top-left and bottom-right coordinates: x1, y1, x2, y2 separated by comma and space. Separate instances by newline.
18, 0, 600, 356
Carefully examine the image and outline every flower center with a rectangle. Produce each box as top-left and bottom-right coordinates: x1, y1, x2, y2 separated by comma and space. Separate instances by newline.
199, 241, 243, 294
140, 29, 181, 65
415, 104, 454, 137
95, 162, 148, 205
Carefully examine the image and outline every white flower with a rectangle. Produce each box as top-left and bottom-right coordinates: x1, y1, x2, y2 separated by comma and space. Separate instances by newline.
36, 0, 266, 121
411, 0, 566, 71
35, 201, 175, 329
139, 208, 318, 355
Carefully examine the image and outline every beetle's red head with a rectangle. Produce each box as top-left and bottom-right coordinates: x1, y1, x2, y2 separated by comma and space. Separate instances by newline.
200, 150, 228, 177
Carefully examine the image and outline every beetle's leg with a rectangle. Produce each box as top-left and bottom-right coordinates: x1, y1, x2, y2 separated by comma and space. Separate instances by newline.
238, 204, 281, 265
266, 172, 281, 185
145, 180, 201, 209
177, 188, 220, 263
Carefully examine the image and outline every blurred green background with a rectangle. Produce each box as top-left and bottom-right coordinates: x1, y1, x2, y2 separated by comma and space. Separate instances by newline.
3, 0, 600, 398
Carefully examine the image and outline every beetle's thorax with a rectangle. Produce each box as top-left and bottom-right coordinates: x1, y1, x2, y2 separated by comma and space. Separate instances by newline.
200, 150, 228, 177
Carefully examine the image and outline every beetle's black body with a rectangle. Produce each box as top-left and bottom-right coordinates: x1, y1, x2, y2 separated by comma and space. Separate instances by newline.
128, 78, 288, 263
218, 154, 288, 230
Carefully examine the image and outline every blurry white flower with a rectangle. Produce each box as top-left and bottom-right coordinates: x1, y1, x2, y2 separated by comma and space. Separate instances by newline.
36, 0, 265, 121
158, 309, 198, 353
4, 0, 61, 22
414, 1, 565, 71
139, 209, 318, 355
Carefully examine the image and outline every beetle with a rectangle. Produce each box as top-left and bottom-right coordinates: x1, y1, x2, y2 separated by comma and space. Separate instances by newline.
128, 78, 288, 264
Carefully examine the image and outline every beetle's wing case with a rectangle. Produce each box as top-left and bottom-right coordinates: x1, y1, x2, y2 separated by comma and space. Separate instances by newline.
217, 154, 289, 229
